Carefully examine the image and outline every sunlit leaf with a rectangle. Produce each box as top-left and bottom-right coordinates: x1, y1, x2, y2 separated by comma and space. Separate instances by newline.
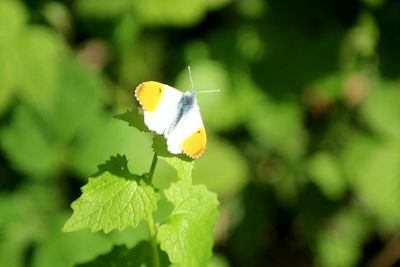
114, 109, 150, 133
91, 154, 136, 180
158, 155, 194, 183
157, 180, 219, 267
70, 116, 153, 177
63, 172, 159, 233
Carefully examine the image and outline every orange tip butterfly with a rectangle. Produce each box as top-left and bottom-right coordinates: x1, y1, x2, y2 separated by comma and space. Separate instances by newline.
134, 66, 219, 158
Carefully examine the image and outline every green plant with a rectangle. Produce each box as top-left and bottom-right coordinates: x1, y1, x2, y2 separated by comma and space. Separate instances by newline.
62, 110, 219, 267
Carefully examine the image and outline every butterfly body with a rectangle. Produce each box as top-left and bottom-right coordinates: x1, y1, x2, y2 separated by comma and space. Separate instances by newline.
135, 81, 206, 158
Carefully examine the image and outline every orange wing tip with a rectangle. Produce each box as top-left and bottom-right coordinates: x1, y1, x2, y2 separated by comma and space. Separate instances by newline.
134, 81, 164, 112
134, 82, 144, 99
181, 128, 207, 159
185, 148, 205, 159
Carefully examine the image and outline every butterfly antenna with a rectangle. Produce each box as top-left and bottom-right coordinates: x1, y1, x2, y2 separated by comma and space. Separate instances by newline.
187, 66, 220, 94
196, 89, 221, 94
187, 66, 195, 90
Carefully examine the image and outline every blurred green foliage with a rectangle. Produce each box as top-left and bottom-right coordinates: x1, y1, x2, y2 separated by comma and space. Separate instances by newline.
1, 0, 400, 266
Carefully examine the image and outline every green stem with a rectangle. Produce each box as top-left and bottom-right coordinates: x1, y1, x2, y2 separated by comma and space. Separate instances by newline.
146, 152, 160, 267
146, 211, 160, 267
148, 152, 158, 184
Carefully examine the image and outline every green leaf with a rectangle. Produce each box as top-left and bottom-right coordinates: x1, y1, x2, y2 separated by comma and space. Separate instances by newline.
115, 110, 195, 165
315, 209, 368, 267
236, 0, 265, 18
114, 109, 150, 133
91, 154, 137, 180
35, 220, 150, 267
361, 80, 400, 139
233, 72, 305, 159
309, 72, 345, 100
76, 0, 228, 25
51, 57, 104, 142
207, 255, 231, 267
75, 242, 170, 267
247, 97, 305, 159
152, 135, 172, 157
18, 27, 63, 113
0, 0, 26, 40
157, 181, 219, 267
0, 61, 16, 115
193, 135, 248, 199
148, 138, 196, 189
0, 183, 64, 267
113, 14, 140, 54
63, 172, 159, 233
132, 0, 226, 26
153, 135, 195, 165
158, 155, 194, 183
307, 152, 346, 200
0, 193, 35, 267
1, 56, 109, 179
75, 0, 132, 19
70, 114, 153, 177
0, 104, 60, 179
0, 0, 27, 115
343, 135, 400, 230
0, 1, 66, 115
347, 13, 379, 59
33, 225, 112, 267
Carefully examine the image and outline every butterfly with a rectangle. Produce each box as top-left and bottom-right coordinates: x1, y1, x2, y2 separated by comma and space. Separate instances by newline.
134, 68, 218, 158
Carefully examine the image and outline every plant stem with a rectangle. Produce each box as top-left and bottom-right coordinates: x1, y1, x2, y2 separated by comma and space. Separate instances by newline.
146, 211, 160, 267
146, 152, 160, 267
148, 153, 158, 184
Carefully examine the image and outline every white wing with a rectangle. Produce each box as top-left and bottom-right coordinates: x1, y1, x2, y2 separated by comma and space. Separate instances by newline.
166, 104, 206, 157
141, 84, 183, 134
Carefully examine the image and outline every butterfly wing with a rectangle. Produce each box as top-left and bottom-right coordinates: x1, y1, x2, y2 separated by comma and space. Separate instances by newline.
166, 104, 206, 158
135, 81, 183, 134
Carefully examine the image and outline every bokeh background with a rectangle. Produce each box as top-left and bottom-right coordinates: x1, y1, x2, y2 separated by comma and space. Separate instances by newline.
1, 0, 400, 266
